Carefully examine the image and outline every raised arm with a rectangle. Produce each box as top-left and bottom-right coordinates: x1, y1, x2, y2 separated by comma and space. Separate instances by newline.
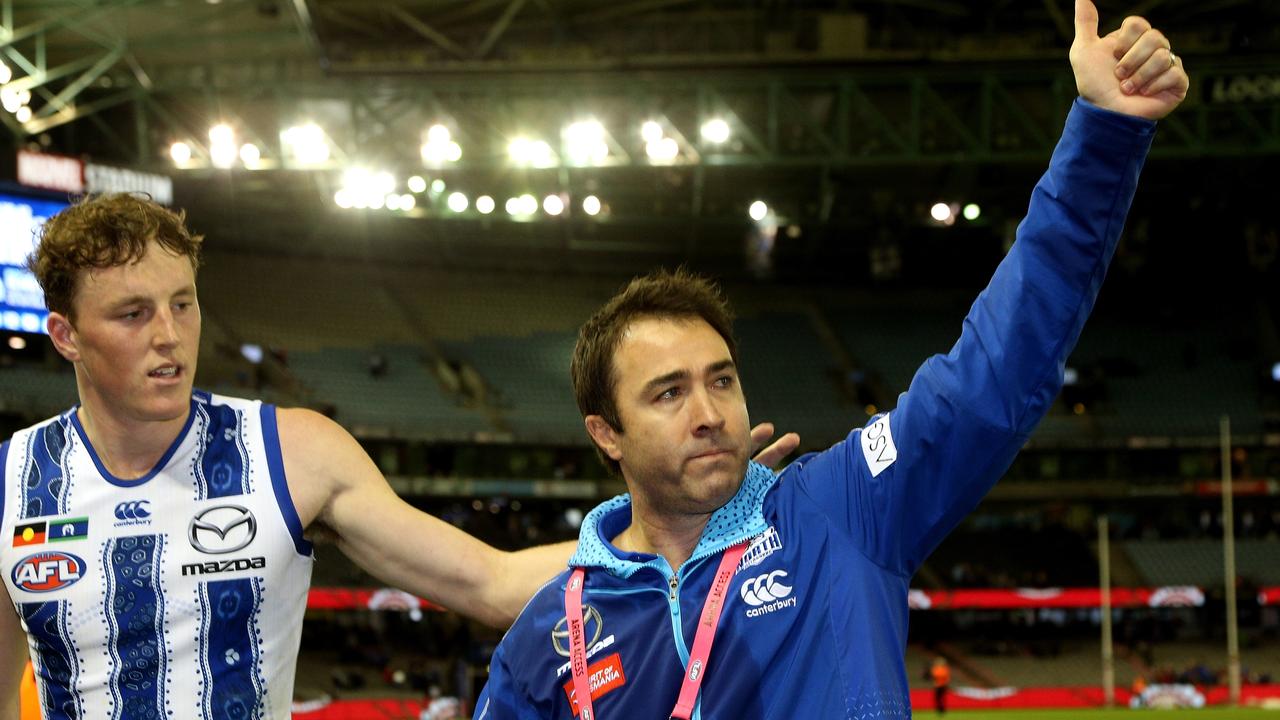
788, 0, 1187, 575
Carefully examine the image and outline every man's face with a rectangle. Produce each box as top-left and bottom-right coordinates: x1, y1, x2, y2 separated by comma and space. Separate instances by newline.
597, 316, 751, 516
52, 240, 201, 425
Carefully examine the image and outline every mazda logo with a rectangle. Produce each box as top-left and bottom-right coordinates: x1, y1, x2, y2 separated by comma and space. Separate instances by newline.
188, 505, 257, 555
551, 605, 603, 657
114, 501, 151, 521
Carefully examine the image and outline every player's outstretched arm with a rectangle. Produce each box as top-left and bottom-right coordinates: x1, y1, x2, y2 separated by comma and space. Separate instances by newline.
0, 584, 27, 719
279, 407, 570, 627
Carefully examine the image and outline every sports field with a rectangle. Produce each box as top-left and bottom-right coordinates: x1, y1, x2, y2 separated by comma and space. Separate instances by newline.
950, 710, 1279, 719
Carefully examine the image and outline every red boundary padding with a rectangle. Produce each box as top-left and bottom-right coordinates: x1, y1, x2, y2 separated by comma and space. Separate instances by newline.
908, 684, 1280, 710
306, 585, 1280, 611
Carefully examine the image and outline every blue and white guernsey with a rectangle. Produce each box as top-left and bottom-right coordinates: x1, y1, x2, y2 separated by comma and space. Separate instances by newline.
0, 391, 314, 720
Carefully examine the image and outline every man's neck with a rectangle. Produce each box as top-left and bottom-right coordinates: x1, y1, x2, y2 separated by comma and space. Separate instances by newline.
611, 496, 712, 571
75, 397, 189, 481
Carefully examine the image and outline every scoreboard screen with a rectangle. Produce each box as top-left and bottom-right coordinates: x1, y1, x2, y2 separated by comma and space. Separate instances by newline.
0, 192, 68, 334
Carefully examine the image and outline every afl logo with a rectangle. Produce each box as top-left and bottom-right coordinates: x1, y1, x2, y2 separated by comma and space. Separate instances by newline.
12, 551, 86, 593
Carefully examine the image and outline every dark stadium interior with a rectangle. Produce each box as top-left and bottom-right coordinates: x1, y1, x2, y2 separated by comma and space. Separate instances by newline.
2, 0, 1279, 714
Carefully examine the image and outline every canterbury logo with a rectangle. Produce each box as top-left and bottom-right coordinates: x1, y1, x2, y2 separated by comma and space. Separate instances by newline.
114, 501, 151, 521
739, 570, 792, 607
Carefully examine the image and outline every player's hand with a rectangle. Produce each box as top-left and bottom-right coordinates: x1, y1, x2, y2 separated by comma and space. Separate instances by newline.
750, 422, 800, 469
1070, 0, 1188, 120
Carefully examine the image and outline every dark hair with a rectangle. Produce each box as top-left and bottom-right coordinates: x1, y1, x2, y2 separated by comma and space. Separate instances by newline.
28, 193, 204, 319
571, 267, 737, 475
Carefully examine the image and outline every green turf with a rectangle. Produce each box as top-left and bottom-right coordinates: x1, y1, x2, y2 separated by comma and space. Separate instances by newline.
946, 710, 1277, 719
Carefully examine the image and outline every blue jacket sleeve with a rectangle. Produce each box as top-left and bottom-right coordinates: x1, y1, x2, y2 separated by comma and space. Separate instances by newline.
473, 643, 544, 720
786, 98, 1156, 577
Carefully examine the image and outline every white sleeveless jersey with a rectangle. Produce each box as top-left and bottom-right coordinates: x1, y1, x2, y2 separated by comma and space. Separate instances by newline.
0, 391, 315, 720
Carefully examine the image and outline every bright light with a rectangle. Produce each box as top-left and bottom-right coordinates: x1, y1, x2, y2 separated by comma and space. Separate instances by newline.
334, 189, 353, 209
930, 202, 952, 222
582, 195, 601, 216
8, 336, 26, 350
543, 194, 564, 216
369, 194, 386, 210
427, 124, 451, 144
374, 171, 396, 195
1, 89, 22, 113
209, 124, 234, 145
408, 175, 427, 193
210, 142, 237, 169
400, 194, 416, 211
641, 120, 663, 143
963, 203, 981, 221
701, 118, 731, 144
519, 194, 538, 215
564, 120, 608, 165
447, 192, 468, 212
0, 62, 11, 84
749, 200, 768, 222
385, 194, 402, 211
421, 125, 462, 165
339, 169, 397, 210
170, 142, 191, 164
476, 195, 495, 214
508, 137, 554, 167
1272, 362, 1280, 382
238, 143, 260, 165
505, 197, 521, 215
282, 123, 329, 165
14, 106, 32, 124
646, 137, 679, 163
431, 179, 446, 194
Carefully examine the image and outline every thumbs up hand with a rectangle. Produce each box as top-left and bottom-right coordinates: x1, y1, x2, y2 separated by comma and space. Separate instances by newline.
1069, 0, 1188, 120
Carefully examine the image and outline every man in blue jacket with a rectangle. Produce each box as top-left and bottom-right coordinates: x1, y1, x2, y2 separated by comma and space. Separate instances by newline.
475, 2, 1189, 718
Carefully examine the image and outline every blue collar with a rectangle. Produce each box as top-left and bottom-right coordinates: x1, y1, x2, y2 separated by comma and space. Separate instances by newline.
569, 461, 777, 578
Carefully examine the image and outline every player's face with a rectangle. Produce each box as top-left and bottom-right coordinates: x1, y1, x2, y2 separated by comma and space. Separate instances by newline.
605, 317, 751, 515
52, 240, 201, 427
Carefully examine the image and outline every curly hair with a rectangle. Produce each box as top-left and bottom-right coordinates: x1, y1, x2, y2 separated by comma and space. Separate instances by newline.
571, 267, 738, 475
28, 193, 203, 319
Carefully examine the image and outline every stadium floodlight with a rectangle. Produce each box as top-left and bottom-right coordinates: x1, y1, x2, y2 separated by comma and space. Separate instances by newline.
0, 61, 11, 84
400, 194, 416, 211
2, 87, 28, 113
505, 197, 521, 216
14, 106, 31, 124
368, 193, 386, 210
963, 203, 981, 221
447, 192, 468, 212
582, 195, 601, 216
508, 137, 555, 167
564, 120, 608, 166
408, 175, 427, 193
238, 143, 260, 165
518, 194, 538, 216
210, 142, 237, 169
476, 195, 496, 215
431, 179, 446, 194
334, 189, 353, 209
543, 194, 565, 216
749, 200, 768, 222
930, 202, 952, 222
700, 118, 731, 144
427, 124, 451, 145
9, 336, 26, 350
170, 142, 192, 165
282, 123, 330, 165
641, 120, 663, 143
385, 194, 402, 211
374, 171, 396, 195
209, 124, 234, 145
646, 137, 679, 164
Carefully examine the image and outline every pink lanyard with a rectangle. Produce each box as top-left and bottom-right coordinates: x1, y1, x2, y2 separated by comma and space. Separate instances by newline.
564, 541, 748, 720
